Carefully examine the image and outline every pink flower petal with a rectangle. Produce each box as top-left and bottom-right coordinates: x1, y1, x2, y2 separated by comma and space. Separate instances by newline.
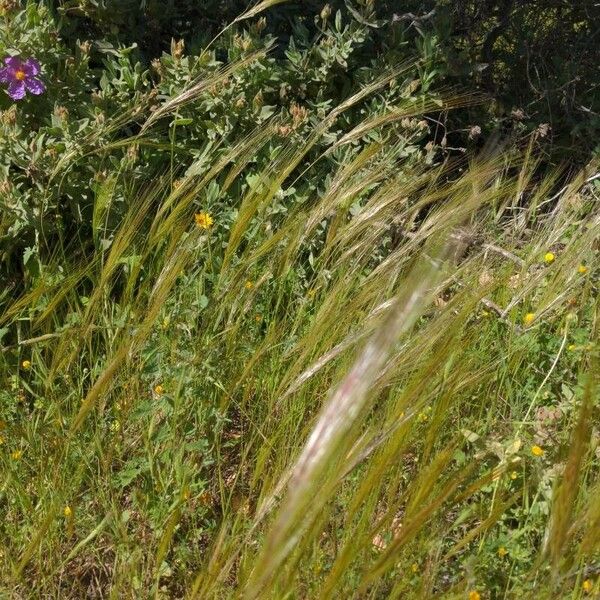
23, 58, 41, 76
4, 56, 23, 70
25, 77, 45, 95
7, 80, 26, 100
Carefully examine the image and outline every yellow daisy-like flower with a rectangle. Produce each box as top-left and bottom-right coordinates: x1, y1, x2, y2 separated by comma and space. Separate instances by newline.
194, 212, 214, 229
578, 265, 588, 274
531, 445, 544, 457
583, 579, 593, 593
468, 591, 481, 600
64, 505, 73, 518
544, 252, 555, 264
11, 449, 22, 460
21, 360, 31, 370
523, 313, 535, 326
245, 280, 254, 290
510, 471, 518, 480
498, 546, 508, 558
154, 384, 164, 395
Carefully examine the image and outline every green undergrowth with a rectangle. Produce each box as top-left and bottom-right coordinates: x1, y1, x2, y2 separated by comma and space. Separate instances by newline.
0, 43, 599, 600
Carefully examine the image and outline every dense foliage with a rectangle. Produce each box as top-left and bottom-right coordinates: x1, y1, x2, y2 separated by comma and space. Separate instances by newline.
0, 2, 598, 599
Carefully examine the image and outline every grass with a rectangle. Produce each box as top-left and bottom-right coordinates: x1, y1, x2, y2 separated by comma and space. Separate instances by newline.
0, 67, 598, 599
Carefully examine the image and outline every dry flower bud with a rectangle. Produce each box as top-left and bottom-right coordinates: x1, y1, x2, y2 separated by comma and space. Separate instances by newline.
511, 108, 525, 120
255, 17, 267, 33
54, 105, 69, 121
469, 125, 481, 140
536, 123, 551, 138
172, 38, 185, 61
79, 40, 92, 55
253, 90, 264, 111
277, 124, 292, 137
1, 106, 17, 126
290, 102, 308, 128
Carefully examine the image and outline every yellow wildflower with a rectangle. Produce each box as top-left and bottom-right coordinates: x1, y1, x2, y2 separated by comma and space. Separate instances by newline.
245, 280, 254, 290
568, 344, 576, 352
21, 360, 31, 370
64, 505, 72, 518
583, 580, 593, 594
411, 563, 419, 573
544, 252, 555, 264
531, 445, 544, 457
254, 314, 262, 322
523, 313, 535, 326
578, 265, 588, 274
468, 591, 481, 600
194, 212, 214, 229
510, 471, 518, 480
11, 449, 22, 460
154, 384, 164, 395
498, 546, 508, 558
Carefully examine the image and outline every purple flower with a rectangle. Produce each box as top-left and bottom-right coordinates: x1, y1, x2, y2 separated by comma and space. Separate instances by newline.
0, 56, 46, 101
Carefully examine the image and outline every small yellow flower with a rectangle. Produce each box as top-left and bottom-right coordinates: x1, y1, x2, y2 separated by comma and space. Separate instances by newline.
468, 591, 481, 600
544, 252, 555, 264
245, 280, 254, 290
583, 579, 593, 594
194, 212, 214, 229
64, 505, 72, 518
523, 313, 535, 326
11, 449, 22, 460
531, 445, 544, 457
498, 546, 508, 558
417, 412, 429, 422
110, 420, 120, 432
578, 265, 588, 275
254, 314, 262, 322
411, 563, 419, 573
154, 384, 164, 395
510, 471, 518, 480
21, 360, 31, 370
568, 344, 577, 352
